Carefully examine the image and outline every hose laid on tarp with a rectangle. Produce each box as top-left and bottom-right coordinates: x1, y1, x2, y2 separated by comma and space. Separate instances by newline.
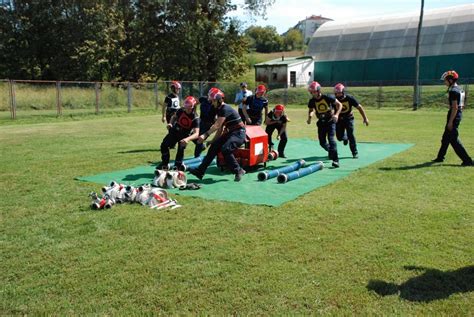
257, 159, 306, 181
277, 161, 324, 183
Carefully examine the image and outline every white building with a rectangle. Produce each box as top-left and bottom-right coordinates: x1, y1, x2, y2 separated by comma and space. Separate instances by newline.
254, 56, 314, 89
294, 15, 333, 44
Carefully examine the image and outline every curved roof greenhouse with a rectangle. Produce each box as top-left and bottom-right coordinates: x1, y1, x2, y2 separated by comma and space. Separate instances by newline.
306, 4, 474, 61
305, 4, 474, 84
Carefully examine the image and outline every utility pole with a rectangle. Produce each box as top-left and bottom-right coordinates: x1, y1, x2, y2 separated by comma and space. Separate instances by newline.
413, 0, 424, 110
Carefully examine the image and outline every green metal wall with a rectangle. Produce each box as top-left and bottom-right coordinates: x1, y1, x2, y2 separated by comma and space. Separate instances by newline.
314, 53, 474, 85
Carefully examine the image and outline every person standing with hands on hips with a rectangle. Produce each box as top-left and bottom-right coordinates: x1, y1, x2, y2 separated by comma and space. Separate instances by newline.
432, 70, 472, 166
307, 81, 342, 168
333, 83, 369, 159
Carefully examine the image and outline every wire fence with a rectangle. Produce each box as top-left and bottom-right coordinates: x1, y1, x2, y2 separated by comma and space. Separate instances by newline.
0, 79, 471, 120
0, 80, 241, 120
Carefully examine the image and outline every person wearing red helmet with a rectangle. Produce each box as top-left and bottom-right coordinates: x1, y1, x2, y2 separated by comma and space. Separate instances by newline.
265, 104, 289, 158
432, 71, 472, 166
242, 84, 269, 125
188, 88, 247, 182
333, 83, 369, 159
157, 96, 200, 170
161, 81, 181, 124
194, 89, 218, 157
307, 81, 342, 168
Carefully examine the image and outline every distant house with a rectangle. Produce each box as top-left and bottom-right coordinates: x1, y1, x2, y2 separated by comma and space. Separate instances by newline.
294, 15, 333, 44
254, 56, 314, 89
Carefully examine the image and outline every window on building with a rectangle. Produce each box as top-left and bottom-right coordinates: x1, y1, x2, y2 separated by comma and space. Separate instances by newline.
272, 72, 277, 80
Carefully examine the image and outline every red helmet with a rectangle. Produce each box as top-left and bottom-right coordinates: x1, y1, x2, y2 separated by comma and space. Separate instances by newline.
255, 84, 267, 95
441, 70, 459, 81
334, 83, 345, 93
308, 81, 321, 93
171, 81, 181, 91
209, 89, 225, 101
183, 96, 197, 110
207, 87, 220, 99
274, 104, 285, 114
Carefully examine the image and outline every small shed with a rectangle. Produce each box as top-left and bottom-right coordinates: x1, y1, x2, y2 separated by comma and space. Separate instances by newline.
254, 56, 314, 89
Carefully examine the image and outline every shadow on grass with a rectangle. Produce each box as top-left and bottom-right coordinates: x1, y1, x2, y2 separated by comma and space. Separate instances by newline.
367, 265, 474, 302
190, 178, 228, 185
123, 173, 155, 181
379, 161, 460, 171
183, 166, 242, 185
119, 148, 160, 154
198, 168, 233, 178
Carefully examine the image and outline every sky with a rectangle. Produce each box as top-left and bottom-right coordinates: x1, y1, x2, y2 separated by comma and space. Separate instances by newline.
228, 0, 474, 33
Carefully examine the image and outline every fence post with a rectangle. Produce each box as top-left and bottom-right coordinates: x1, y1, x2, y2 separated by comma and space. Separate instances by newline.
377, 84, 383, 109
154, 82, 159, 110
199, 82, 204, 97
418, 84, 423, 109
56, 81, 62, 116
127, 82, 132, 113
95, 82, 100, 114
9, 80, 16, 120
283, 83, 288, 106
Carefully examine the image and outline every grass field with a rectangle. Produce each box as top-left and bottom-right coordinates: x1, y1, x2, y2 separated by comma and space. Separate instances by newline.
1, 107, 473, 314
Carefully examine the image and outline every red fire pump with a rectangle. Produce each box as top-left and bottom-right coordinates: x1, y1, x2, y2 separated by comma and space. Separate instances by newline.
217, 125, 269, 170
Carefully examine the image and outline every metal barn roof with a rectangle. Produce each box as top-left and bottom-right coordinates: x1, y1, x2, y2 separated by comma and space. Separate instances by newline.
306, 4, 474, 61
254, 56, 313, 67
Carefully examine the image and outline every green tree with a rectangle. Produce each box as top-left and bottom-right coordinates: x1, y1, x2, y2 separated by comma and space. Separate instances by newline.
67, 2, 126, 81
282, 28, 303, 51
0, 0, 276, 81
0, 1, 63, 79
245, 25, 282, 53
0, 5, 24, 78
0, 1, 125, 80
123, 0, 167, 81
133, 1, 248, 81
242, 0, 276, 18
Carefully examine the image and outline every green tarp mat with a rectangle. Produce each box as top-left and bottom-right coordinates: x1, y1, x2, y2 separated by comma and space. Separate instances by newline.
76, 138, 413, 206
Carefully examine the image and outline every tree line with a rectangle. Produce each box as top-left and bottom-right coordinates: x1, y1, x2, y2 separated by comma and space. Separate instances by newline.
245, 26, 303, 53
0, 0, 302, 82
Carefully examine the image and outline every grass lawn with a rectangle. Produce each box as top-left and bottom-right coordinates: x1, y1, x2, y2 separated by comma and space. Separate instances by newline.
1, 107, 473, 314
